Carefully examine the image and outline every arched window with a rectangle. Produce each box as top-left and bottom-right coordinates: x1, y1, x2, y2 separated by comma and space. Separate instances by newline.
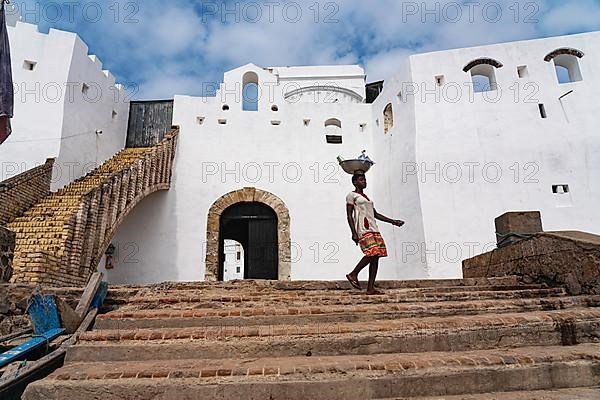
554, 55, 583, 83
544, 48, 584, 84
383, 103, 393, 134
470, 64, 497, 92
242, 71, 259, 111
463, 58, 502, 93
324, 118, 342, 144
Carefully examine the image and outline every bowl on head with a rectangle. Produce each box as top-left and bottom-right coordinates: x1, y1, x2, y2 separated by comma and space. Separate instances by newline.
339, 160, 374, 175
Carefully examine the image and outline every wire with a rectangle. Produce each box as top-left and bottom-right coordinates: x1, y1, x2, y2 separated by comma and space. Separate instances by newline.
4, 121, 116, 143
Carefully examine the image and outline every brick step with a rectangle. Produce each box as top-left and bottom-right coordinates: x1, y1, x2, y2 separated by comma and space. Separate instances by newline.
42, 278, 533, 305
117, 288, 567, 309
103, 277, 525, 297
24, 344, 600, 400
71, 309, 600, 362
124, 284, 550, 299
383, 387, 600, 399
94, 296, 600, 330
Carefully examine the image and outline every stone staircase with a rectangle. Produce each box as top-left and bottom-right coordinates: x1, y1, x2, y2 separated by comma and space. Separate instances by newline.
7, 129, 178, 287
23, 278, 600, 399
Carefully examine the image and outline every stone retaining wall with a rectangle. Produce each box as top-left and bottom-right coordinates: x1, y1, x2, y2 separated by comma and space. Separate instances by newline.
0, 159, 54, 226
463, 231, 600, 295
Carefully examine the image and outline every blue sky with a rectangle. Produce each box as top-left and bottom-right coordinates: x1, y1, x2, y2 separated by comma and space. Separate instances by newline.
11, 0, 600, 99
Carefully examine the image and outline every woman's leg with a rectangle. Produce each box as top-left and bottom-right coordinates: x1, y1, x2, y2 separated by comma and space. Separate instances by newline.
348, 256, 371, 283
367, 257, 382, 294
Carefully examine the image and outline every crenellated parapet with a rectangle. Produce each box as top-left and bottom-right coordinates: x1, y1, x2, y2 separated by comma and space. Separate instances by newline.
8, 129, 179, 286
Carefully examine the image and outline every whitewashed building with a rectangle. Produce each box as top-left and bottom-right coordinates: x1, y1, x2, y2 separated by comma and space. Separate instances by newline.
0, 7, 130, 190
223, 240, 245, 281
102, 30, 600, 284
3, 8, 598, 284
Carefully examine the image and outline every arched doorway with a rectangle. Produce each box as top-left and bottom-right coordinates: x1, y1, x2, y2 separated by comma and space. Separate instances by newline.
205, 187, 291, 281
219, 202, 277, 280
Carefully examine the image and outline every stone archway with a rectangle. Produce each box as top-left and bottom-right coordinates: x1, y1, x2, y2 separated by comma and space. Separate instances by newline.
205, 187, 291, 281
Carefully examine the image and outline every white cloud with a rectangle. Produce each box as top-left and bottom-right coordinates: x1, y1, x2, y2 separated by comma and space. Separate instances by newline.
17, 0, 600, 98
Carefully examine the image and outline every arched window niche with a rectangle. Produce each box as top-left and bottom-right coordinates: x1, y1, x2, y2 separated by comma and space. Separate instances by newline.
324, 118, 342, 144
544, 48, 584, 84
463, 58, 503, 93
383, 103, 393, 134
242, 71, 259, 111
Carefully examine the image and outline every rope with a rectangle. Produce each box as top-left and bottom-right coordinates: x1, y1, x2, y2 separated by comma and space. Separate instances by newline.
496, 231, 536, 247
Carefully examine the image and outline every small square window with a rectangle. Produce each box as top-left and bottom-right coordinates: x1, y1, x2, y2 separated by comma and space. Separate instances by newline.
517, 65, 528, 78
218, 119, 227, 125
236, 266, 241, 273
23, 60, 37, 71
552, 184, 569, 194
435, 75, 445, 86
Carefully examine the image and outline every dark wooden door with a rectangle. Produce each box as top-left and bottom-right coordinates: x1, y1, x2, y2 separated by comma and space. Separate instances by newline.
246, 218, 278, 280
219, 203, 278, 280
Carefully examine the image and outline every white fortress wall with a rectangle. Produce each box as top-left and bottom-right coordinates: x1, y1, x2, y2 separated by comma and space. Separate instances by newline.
410, 31, 600, 278
106, 64, 375, 284
0, 20, 129, 189
55, 35, 129, 190
1, 23, 73, 180
370, 57, 430, 280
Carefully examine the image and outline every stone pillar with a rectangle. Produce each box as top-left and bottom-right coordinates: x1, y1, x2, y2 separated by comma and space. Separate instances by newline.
94, 184, 112, 259
143, 154, 152, 191
157, 145, 165, 185
136, 159, 145, 195
495, 211, 543, 248
150, 148, 158, 186
80, 190, 100, 274
110, 174, 122, 228
119, 170, 130, 212
128, 165, 138, 204
68, 196, 90, 278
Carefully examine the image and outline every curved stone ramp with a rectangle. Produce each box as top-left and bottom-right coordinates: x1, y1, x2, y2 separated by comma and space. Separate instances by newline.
8, 129, 178, 287
21, 279, 600, 399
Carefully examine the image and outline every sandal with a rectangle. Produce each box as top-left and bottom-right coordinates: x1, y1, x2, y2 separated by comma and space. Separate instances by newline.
346, 274, 362, 290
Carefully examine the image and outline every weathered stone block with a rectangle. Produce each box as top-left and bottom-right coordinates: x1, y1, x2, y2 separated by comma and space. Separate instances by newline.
495, 211, 543, 248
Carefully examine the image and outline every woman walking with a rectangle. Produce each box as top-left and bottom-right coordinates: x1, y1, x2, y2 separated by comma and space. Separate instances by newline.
345, 172, 404, 295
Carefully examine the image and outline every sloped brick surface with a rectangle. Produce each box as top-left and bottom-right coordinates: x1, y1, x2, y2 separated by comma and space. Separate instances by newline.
7, 129, 178, 286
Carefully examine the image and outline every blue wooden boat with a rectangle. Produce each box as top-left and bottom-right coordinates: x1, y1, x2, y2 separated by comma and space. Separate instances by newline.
0, 275, 107, 399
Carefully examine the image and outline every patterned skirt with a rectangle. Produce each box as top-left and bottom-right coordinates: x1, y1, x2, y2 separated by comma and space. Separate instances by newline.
359, 232, 388, 257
